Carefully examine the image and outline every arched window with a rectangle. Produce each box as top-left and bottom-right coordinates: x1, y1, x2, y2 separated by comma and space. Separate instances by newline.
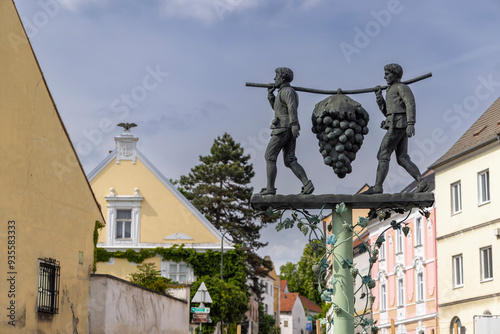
450, 317, 462, 334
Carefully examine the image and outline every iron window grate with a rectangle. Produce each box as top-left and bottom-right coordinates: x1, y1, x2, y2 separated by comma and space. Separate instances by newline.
37, 258, 60, 314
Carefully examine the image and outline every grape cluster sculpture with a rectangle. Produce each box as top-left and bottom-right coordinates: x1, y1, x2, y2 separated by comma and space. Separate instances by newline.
312, 94, 370, 178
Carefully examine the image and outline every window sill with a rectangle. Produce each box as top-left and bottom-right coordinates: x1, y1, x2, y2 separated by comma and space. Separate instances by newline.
478, 200, 491, 207
451, 210, 462, 216
480, 278, 493, 283
452, 284, 463, 290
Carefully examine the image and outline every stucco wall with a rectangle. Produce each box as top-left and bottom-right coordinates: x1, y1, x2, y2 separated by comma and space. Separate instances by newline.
0, 1, 104, 332
89, 274, 189, 334
435, 144, 500, 333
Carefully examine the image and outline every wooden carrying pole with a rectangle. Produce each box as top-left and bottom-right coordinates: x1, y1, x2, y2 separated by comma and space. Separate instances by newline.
246, 72, 432, 95
391, 319, 396, 334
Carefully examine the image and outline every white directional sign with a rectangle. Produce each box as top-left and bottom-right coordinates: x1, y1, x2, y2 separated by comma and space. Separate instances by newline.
191, 282, 213, 304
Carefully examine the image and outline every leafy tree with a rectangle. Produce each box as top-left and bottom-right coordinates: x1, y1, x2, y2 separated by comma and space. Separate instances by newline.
191, 276, 249, 334
278, 262, 300, 292
258, 303, 281, 334
279, 240, 323, 305
176, 133, 278, 295
128, 263, 173, 294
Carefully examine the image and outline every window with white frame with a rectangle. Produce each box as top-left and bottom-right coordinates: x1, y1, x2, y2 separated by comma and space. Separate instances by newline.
417, 272, 424, 302
453, 255, 463, 287
380, 240, 386, 260
478, 170, 490, 205
380, 284, 387, 311
161, 261, 194, 283
397, 278, 404, 307
396, 229, 403, 254
480, 246, 493, 281
415, 217, 423, 247
116, 209, 132, 239
105, 188, 143, 246
451, 181, 462, 214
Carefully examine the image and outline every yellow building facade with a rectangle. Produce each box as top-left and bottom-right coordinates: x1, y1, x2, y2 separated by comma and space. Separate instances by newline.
0, 1, 105, 332
431, 97, 500, 334
89, 129, 226, 281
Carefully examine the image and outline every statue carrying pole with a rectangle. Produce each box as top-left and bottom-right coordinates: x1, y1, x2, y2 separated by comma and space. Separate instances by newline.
246, 72, 431, 95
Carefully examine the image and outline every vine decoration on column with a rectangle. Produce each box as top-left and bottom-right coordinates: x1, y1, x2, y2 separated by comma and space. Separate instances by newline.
267, 203, 430, 334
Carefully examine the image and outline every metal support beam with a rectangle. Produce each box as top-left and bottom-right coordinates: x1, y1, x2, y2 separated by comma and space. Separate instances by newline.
251, 192, 434, 210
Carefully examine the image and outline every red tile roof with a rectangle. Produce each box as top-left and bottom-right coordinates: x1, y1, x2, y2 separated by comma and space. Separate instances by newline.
299, 295, 322, 313
280, 280, 287, 292
431, 97, 500, 169
280, 292, 299, 312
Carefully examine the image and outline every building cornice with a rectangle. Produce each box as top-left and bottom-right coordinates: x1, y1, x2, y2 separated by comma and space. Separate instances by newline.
436, 217, 500, 240
97, 242, 233, 252
377, 312, 438, 328
439, 292, 500, 308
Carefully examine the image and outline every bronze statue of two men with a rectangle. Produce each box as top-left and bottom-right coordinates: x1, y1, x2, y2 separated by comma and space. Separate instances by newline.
258, 64, 428, 195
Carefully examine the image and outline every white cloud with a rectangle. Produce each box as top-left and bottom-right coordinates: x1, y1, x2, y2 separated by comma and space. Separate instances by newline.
301, 0, 323, 10
160, 0, 260, 24
56, 0, 103, 12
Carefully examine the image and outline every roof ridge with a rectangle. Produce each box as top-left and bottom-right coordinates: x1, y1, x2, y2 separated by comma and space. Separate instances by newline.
430, 96, 500, 169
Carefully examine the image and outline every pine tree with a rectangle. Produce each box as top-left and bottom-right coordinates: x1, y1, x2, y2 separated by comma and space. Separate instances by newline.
176, 133, 276, 295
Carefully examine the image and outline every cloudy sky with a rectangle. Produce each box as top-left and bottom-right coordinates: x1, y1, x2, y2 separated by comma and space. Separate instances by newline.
14, 0, 500, 271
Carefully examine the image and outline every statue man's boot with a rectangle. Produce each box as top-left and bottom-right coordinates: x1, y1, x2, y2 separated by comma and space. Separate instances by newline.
415, 177, 430, 193
364, 160, 389, 194
289, 161, 314, 195
260, 162, 277, 195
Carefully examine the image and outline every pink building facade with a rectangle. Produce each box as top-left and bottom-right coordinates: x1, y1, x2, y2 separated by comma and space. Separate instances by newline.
369, 173, 438, 334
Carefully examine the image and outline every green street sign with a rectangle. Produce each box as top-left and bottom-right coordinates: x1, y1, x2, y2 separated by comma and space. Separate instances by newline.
307, 316, 312, 321
191, 307, 210, 313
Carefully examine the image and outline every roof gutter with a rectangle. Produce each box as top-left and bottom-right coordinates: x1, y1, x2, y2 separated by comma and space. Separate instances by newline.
429, 133, 500, 170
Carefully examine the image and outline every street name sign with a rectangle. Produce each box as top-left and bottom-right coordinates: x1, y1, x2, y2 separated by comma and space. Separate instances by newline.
191, 307, 210, 313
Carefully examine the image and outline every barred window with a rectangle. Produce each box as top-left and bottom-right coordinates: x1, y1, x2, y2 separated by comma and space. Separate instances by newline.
37, 258, 60, 314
